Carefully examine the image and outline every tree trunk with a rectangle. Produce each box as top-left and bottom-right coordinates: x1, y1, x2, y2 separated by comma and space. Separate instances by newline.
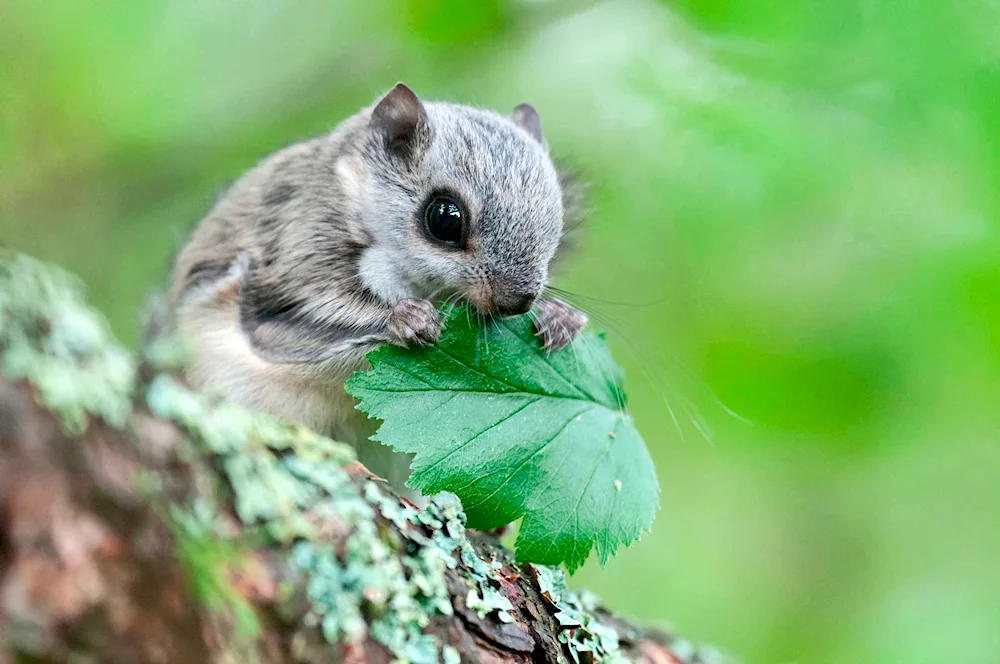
0, 254, 731, 664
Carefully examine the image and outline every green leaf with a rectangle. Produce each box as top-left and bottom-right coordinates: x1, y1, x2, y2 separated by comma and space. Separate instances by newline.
345, 304, 659, 573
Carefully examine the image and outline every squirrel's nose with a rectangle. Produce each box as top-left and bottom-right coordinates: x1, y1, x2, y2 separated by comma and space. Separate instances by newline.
493, 291, 536, 316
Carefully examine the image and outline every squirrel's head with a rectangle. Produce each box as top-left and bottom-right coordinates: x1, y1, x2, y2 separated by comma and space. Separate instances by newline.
349, 83, 564, 316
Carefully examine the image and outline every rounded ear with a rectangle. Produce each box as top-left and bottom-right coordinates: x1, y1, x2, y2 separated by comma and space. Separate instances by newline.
370, 82, 429, 157
512, 103, 544, 145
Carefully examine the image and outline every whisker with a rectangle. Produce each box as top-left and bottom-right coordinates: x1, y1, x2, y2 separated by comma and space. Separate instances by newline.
579, 330, 629, 417
562, 312, 586, 382
425, 286, 446, 303
552, 298, 628, 415
545, 285, 668, 309
549, 290, 732, 444
688, 404, 716, 445
601, 321, 696, 442
439, 292, 462, 320
480, 311, 491, 358
465, 303, 481, 363
560, 216, 587, 239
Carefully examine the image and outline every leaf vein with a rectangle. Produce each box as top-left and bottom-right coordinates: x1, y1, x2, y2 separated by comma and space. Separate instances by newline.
362, 386, 613, 409
430, 343, 524, 393
537, 436, 612, 562
416, 396, 543, 479
461, 404, 591, 514
495, 318, 592, 400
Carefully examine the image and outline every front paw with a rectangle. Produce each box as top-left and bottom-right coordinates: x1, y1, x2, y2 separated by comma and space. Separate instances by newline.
533, 297, 588, 351
388, 299, 442, 347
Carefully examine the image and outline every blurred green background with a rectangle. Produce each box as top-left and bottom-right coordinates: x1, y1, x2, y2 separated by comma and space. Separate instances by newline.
3, 1, 999, 662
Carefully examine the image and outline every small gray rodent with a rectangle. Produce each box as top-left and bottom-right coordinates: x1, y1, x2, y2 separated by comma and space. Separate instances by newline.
168, 83, 588, 488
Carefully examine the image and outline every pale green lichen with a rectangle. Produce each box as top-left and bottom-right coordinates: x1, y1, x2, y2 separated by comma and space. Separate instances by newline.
169, 499, 262, 641
147, 360, 640, 663
465, 586, 515, 623
441, 645, 461, 664
0, 253, 134, 433
534, 564, 735, 664
369, 487, 517, 625
531, 564, 630, 663
289, 475, 532, 663
0, 254, 729, 664
147, 373, 357, 540
664, 638, 732, 664
146, 362, 463, 662
288, 484, 455, 662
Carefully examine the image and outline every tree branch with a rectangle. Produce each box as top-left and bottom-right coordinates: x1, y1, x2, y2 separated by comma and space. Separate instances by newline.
0, 253, 732, 664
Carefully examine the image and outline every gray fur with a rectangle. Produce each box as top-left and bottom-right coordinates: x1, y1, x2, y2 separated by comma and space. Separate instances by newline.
168, 83, 588, 462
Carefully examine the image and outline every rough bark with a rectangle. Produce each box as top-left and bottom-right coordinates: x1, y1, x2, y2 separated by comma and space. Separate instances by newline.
0, 254, 731, 664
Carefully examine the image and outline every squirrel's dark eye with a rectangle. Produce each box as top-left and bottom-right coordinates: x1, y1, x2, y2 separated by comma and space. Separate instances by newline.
424, 196, 465, 247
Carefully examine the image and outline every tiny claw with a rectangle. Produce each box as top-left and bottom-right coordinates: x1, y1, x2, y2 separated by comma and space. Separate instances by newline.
388, 298, 442, 347
533, 297, 587, 351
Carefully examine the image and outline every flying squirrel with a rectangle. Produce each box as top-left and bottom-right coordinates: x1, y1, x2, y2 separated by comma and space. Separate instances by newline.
168, 83, 589, 489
